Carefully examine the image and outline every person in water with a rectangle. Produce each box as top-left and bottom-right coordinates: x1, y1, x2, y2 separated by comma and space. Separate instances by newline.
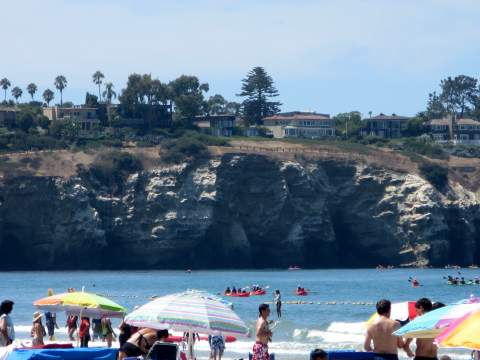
31, 312, 46, 346
364, 299, 406, 360
0, 300, 15, 347
274, 290, 282, 318
118, 328, 168, 360
252, 303, 272, 360
404, 298, 438, 360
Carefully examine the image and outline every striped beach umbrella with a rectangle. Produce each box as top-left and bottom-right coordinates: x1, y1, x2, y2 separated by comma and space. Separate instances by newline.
34, 291, 127, 318
436, 309, 480, 349
394, 297, 480, 339
124, 290, 249, 338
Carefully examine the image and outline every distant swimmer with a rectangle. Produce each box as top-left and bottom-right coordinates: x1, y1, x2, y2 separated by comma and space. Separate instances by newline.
364, 299, 407, 360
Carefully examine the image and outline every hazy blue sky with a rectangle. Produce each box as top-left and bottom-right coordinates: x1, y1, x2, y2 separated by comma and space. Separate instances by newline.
2, 0, 480, 116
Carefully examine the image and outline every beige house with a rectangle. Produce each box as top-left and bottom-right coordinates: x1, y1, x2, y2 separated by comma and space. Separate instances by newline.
43, 106, 100, 136
263, 112, 335, 139
429, 116, 480, 144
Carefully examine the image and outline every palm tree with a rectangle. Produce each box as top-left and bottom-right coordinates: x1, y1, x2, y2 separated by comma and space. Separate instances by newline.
102, 82, 116, 104
0, 78, 11, 102
102, 82, 117, 126
92, 71, 104, 101
27, 83, 38, 100
43, 89, 54, 106
54, 75, 67, 106
11, 86, 23, 103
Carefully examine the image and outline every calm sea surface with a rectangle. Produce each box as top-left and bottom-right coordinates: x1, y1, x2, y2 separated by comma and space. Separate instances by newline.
0, 269, 478, 359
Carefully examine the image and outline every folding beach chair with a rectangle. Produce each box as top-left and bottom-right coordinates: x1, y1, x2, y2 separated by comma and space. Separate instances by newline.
145, 341, 179, 360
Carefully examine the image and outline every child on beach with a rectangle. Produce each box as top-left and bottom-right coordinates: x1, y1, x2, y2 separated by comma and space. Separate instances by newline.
31, 312, 46, 346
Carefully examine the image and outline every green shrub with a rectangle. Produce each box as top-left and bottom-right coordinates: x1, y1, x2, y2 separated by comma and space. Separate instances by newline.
161, 135, 208, 164
402, 137, 446, 159
89, 151, 143, 191
419, 162, 448, 190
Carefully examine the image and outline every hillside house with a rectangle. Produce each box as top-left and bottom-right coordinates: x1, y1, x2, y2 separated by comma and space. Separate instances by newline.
360, 114, 410, 138
262, 112, 334, 139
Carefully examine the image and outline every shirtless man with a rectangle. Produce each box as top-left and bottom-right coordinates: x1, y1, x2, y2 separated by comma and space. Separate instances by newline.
404, 298, 438, 360
364, 299, 406, 360
252, 304, 272, 360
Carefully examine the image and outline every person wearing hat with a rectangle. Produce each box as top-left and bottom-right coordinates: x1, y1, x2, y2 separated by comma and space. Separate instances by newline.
31, 311, 46, 346
0, 300, 15, 346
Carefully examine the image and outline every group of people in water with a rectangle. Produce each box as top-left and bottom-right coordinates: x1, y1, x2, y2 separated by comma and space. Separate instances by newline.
364, 297, 448, 360
445, 275, 480, 285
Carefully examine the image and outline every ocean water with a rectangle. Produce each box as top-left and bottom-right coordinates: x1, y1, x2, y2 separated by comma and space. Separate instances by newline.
0, 269, 478, 359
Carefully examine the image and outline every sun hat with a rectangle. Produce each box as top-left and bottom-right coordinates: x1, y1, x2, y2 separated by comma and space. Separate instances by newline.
33, 311, 42, 322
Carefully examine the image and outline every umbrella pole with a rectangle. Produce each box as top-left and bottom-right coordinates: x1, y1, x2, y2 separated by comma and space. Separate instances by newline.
77, 308, 83, 348
188, 329, 194, 360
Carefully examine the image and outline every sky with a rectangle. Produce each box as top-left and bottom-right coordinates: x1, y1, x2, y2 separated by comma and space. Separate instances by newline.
2, 0, 480, 116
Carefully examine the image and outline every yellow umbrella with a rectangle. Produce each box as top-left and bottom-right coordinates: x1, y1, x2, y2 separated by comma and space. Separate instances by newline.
436, 310, 480, 350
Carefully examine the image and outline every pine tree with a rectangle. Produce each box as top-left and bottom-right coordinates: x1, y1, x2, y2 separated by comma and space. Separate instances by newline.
238, 67, 281, 125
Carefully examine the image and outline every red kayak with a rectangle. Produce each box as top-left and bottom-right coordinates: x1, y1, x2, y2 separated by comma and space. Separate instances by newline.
250, 289, 266, 296
296, 290, 308, 296
224, 292, 250, 297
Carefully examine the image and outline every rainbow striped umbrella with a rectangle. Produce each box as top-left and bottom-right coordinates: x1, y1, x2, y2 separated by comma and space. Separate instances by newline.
394, 297, 480, 338
436, 310, 480, 349
34, 291, 127, 318
124, 290, 249, 338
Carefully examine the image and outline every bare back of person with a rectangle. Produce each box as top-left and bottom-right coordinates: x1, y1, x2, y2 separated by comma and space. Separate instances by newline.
414, 338, 438, 360
128, 328, 157, 353
365, 317, 402, 357
255, 317, 272, 345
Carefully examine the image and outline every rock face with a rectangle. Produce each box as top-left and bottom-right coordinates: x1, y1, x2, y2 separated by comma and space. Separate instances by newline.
0, 153, 479, 269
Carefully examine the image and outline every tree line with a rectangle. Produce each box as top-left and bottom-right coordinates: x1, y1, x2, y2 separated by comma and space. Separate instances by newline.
0, 67, 281, 127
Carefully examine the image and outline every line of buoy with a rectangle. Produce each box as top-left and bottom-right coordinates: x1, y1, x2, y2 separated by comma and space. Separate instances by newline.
265, 301, 374, 306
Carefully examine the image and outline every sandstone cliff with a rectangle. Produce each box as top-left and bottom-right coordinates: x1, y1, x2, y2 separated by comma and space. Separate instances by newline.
0, 152, 479, 269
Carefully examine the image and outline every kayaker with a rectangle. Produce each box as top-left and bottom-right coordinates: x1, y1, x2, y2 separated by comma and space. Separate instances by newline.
404, 298, 438, 360
232, 287, 237, 294
225, 287, 231, 294
364, 299, 407, 360
252, 304, 272, 360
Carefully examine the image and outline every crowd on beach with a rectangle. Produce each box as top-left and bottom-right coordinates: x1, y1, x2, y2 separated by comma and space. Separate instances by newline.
0, 292, 466, 360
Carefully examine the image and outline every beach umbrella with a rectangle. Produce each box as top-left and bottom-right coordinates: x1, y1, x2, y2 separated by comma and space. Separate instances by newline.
34, 291, 127, 318
124, 290, 249, 337
367, 301, 417, 325
125, 290, 249, 360
394, 297, 480, 339
436, 310, 480, 349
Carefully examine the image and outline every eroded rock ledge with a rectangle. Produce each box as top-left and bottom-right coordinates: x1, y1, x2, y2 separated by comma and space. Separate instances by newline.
0, 153, 478, 269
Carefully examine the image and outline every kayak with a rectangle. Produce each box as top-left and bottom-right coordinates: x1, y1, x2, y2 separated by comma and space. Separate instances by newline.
250, 289, 266, 296
288, 266, 301, 271
296, 290, 308, 296
224, 292, 250, 297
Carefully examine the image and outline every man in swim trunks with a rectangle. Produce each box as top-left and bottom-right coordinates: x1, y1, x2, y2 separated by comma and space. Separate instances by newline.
364, 299, 406, 360
404, 298, 438, 360
252, 304, 272, 360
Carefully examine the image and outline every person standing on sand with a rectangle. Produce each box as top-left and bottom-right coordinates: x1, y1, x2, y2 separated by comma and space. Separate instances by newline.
252, 304, 272, 360
101, 317, 116, 348
364, 299, 406, 360
404, 298, 438, 360
0, 300, 15, 347
31, 312, 46, 346
274, 290, 282, 318
79, 317, 90, 348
